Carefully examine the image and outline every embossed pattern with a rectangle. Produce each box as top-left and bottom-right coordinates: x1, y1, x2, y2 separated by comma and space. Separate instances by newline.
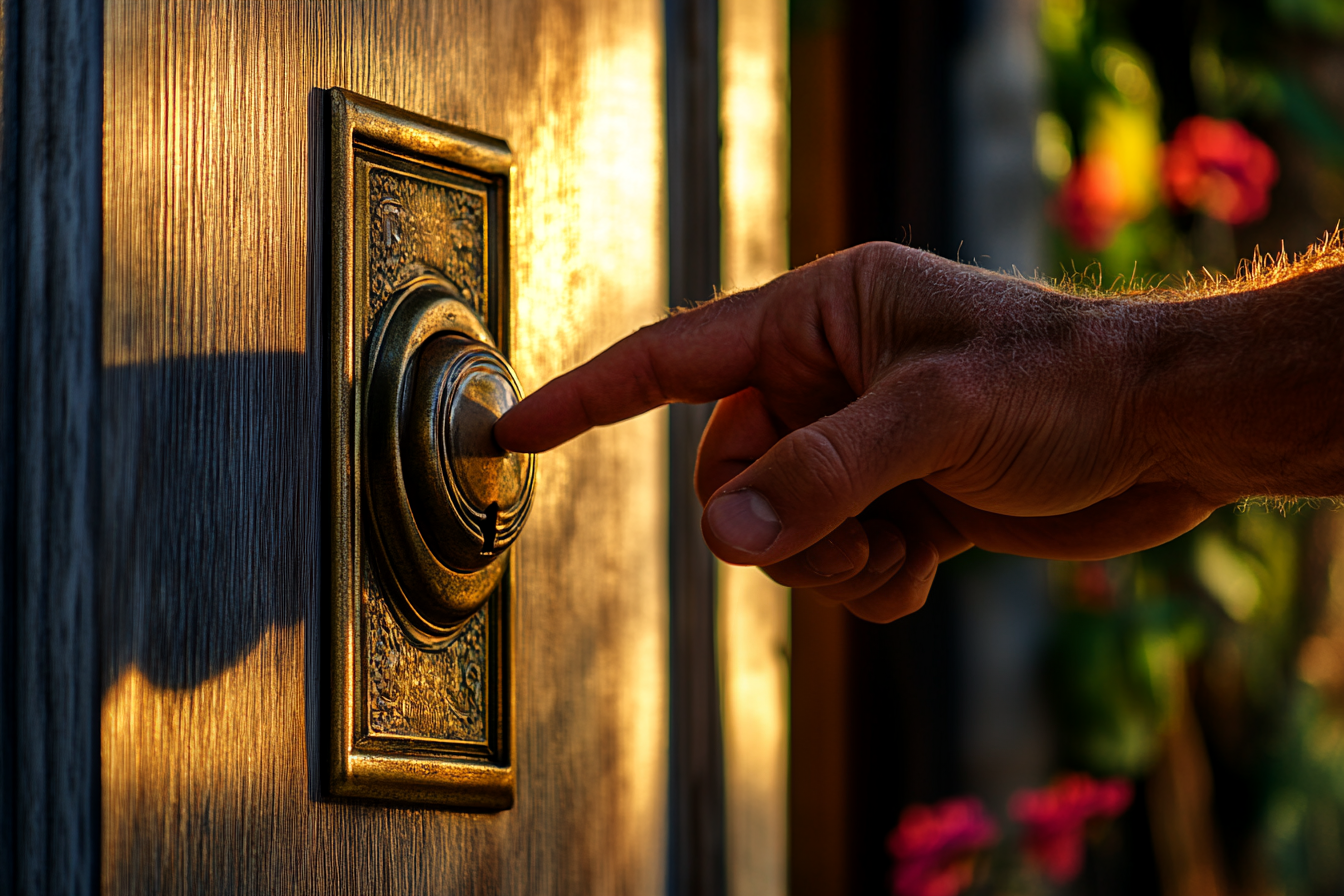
365, 568, 488, 742
361, 163, 494, 748
366, 167, 486, 323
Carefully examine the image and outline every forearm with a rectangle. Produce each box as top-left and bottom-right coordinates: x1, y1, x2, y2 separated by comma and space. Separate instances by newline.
1134, 260, 1344, 502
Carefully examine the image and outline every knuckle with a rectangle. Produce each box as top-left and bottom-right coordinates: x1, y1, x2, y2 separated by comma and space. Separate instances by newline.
846, 577, 931, 623
783, 425, 860, 508
849, 241, 905, 278
625, 353, 669, 411
850, 243, 904, 308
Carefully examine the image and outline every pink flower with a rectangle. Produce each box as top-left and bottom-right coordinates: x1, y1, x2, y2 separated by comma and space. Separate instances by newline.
1053, 153, 1130, 250
1010, 774, 1133, 884
1161, 116, 1279, 225
887, 797, 999, 896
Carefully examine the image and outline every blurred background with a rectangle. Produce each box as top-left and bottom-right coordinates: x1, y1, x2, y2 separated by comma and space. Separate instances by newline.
784, 0, 1344, 894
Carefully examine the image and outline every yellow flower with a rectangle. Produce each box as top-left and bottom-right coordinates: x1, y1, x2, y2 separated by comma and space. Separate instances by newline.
1083, 98, 1160, 220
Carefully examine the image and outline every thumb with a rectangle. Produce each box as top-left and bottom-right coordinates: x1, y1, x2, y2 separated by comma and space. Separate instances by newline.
699, 385, 952, 566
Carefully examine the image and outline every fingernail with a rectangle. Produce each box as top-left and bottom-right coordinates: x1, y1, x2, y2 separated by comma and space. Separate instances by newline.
805, 537, 858, 578
867, 527, 907, 575
906, 542, 939, 582
707, 489, 781, 554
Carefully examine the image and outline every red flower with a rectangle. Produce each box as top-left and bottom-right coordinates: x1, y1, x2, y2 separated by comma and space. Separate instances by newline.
1052, 153, 1130, 251
1009, 774, 1133, 884
887, 797, 999, 896
1073, 561, 1115, 610
1161, 116, 1279, 225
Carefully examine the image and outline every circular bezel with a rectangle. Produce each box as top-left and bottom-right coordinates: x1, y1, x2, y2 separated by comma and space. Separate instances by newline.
363, 273, 533, 647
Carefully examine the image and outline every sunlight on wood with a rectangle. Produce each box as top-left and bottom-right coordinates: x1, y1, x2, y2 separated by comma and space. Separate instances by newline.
719, 563, 790, 896
101, 1, 669, 890
719, 1, 790, 892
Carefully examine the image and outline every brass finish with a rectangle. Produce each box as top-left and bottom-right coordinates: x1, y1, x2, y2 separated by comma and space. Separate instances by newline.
364, 274, 534, 644
406, 333, 533, 572
329, 89, 519, 809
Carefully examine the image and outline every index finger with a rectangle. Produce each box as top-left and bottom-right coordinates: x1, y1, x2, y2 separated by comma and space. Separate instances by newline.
495, 286, 771, 452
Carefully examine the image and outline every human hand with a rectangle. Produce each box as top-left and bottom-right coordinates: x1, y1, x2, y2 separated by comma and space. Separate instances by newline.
494, 242, 1224, 621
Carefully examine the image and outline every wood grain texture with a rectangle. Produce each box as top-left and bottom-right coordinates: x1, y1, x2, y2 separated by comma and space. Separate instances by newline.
717, 4, 789, 894
101, 2, 667, 892
1, 0, 102, 892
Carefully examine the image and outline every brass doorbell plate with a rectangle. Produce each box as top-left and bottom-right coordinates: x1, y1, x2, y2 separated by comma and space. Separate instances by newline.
327, 89, 520, 809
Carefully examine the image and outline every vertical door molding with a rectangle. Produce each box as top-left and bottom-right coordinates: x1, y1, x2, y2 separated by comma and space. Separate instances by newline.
0, 0, 102, 892
665, 0, 726, 893
667, 2, 791, 891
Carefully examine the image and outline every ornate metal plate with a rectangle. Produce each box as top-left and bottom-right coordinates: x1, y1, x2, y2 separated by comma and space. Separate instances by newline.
328, 89, 514, 809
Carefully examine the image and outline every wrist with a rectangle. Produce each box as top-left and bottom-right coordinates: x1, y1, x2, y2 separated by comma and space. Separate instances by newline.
1131, 269, 1344, 501
1128, 297, 1240, 503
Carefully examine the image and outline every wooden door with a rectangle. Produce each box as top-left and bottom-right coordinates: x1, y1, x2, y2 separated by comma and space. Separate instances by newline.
98, 2, 668, 891
2, 0, 788, 890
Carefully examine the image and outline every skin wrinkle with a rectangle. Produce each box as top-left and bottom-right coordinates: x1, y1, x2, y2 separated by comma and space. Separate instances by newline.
780, 425, 862, 513
819, 284, 867, 398
814, 533, 864, 575
631, 342, 673, 411
956, 395, 1038, 500
857, 248, 908, 379
761, 309, 838, 396
574, 383, 606, 433
946, 396, 1073, 513
946, 299, 1147, 512
720, 328, 759, 397
829, 402, 897, 489
929, 347, 1053, 494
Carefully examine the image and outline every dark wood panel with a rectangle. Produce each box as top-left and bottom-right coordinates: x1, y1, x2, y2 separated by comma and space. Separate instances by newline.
788, 2, 967, 892
0, 0, 102, 892
665, 0, 725, 893
101, 2, 668, 892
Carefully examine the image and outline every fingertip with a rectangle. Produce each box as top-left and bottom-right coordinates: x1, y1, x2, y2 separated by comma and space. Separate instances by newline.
704, 488, 783, 557
491, 404, 530, 452
492, 390, 581, 453
786, 520, 902, 597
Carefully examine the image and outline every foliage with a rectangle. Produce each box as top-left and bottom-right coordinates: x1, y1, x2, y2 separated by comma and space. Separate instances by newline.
1045, 564, 1205, 777
1037, 0, 1344, 890
1038, 0, 1344, 280
1044, 500, 1344, 894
